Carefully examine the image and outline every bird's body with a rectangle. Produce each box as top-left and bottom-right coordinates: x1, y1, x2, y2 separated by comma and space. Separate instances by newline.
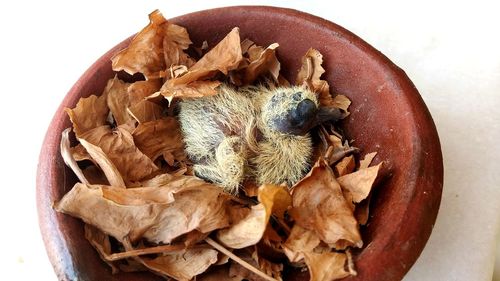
178, 84, 340, 193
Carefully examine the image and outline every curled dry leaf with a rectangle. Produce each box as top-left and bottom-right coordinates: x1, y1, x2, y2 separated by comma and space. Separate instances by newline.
60, 128, 89, 184
65, 94, 108, 137
79, 125, 159, 183
337, 163, 382, 203
243, 43, 280, 84
335, 155, 355, 177
332, 94, 351, 113
229, 247, 283, 281
78, 138, 126, 188
138, 248, 218, 281
303, 251, 351, 281
197, 266, 240, 281
105, 76, 133, 125
127, 99, 164, 123
158, 27, 242, 100
282, 224, 320, 263
128, 79, 163, 105
132, 117, 185, 163
290, 159, 362, 248
55, 179, 230, 244
84, 224, 119, 273
217, 185, 291, 249
111, 10, 193, 80
359, 152, 378, 169
296, 48, 333, 108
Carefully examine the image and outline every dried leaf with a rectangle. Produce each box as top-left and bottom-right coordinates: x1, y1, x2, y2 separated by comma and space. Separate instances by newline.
79, 138, 126, 187
355, 194, 371, 225
332, 94, 351, 112
111, 10, 192, 80
105, 76, 133, 125
303, 251, 351, 281
217, 203, 267, 249
359, 152, 377, 169
132, 117, 184, 163
163, 24, 195, 69
296, 48, 333, 107
282, 224, 320, 263
334, 155, 355, 177
229, 248, 282, 281
128, 79, 163, 105
60, 128, 89, 184
197, 266, 240, 281
257, 184, 291, 220
156, 27, 241, 100
65, 94, 109, 137
79, 125, 159, 183
243, 43, 280, 84
55, 180, 230, 243
337, 163, 382, 203
127, 99, 164, 123
160, 80, 222, 102
290, 159, 362, 248
84, 224, 119, 273
217, 185, 290, 249
136, 247, 218, 281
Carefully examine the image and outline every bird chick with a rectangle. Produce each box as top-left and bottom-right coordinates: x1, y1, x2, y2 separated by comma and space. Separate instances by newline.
178, 84, 341, 193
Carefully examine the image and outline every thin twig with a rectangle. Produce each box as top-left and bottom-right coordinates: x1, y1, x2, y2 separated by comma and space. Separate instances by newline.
204, 237, 278, 281
105, 244, 186, 261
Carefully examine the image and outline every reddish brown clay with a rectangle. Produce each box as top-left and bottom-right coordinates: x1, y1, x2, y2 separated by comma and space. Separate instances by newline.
36, 6, 443, 281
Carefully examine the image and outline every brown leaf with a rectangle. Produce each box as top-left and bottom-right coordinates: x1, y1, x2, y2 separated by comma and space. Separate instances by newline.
332, 94, 351, 112
65, 94, 109, 137
132, 117, 185, 163
282, 224, 320, 263
55, 179, 230, 243
217, 203, 267, 249
257, 184, 291, 220
229, 248, 282, 281
159, 80, 222, 102
217, 185, 290, 249
128, 79, 163, 105
171, 27, 242, 85
84, 224, 119, 274
290, 159, 362, 248
163, 24, 195, 69
197, 266, 240, 281
334, 155, 355, 177
111, 10, 192, 80
104, 76, 133, 125
157, 26, 243, 100
79, 137, 126, 187
337, 163, 382, 203
79, 125, 159, 183
60, 128, 89, 185
296, 48, 333, 107
137, 247, 218, 281
359, 152, 377, 169
243, 43, 280, 84
303, 251, 351, 281
127, 99, 164, 123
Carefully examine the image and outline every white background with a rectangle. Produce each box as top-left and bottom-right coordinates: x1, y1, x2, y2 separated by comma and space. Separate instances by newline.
0, 0, 499, 280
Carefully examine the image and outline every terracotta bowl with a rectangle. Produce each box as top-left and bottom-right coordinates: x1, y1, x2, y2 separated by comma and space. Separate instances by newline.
37, 6, 443, 281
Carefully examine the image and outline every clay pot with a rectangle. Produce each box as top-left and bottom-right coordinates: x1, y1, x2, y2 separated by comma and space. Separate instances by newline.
36, 6, 443, 281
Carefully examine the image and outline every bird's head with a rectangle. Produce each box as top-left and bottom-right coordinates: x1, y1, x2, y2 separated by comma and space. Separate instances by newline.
261, 86, 342, 136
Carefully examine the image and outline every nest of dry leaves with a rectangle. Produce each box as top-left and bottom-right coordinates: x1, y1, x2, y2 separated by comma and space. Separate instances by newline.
55, 10, 383, 281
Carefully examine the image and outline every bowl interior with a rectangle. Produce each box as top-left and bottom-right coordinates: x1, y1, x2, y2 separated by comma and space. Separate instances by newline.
37, 6, 443, 281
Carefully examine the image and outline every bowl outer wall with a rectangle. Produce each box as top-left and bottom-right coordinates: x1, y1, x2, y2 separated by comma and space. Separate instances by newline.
36, 6, 443, 281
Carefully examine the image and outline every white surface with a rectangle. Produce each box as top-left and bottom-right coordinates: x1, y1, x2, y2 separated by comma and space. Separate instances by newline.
0, 1, 499, 280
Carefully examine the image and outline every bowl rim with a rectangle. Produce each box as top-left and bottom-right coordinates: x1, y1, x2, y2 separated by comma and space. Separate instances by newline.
36, 5, 443, 281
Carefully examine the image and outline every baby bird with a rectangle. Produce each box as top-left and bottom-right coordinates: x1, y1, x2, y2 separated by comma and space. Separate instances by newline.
178, 84, 341, 193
